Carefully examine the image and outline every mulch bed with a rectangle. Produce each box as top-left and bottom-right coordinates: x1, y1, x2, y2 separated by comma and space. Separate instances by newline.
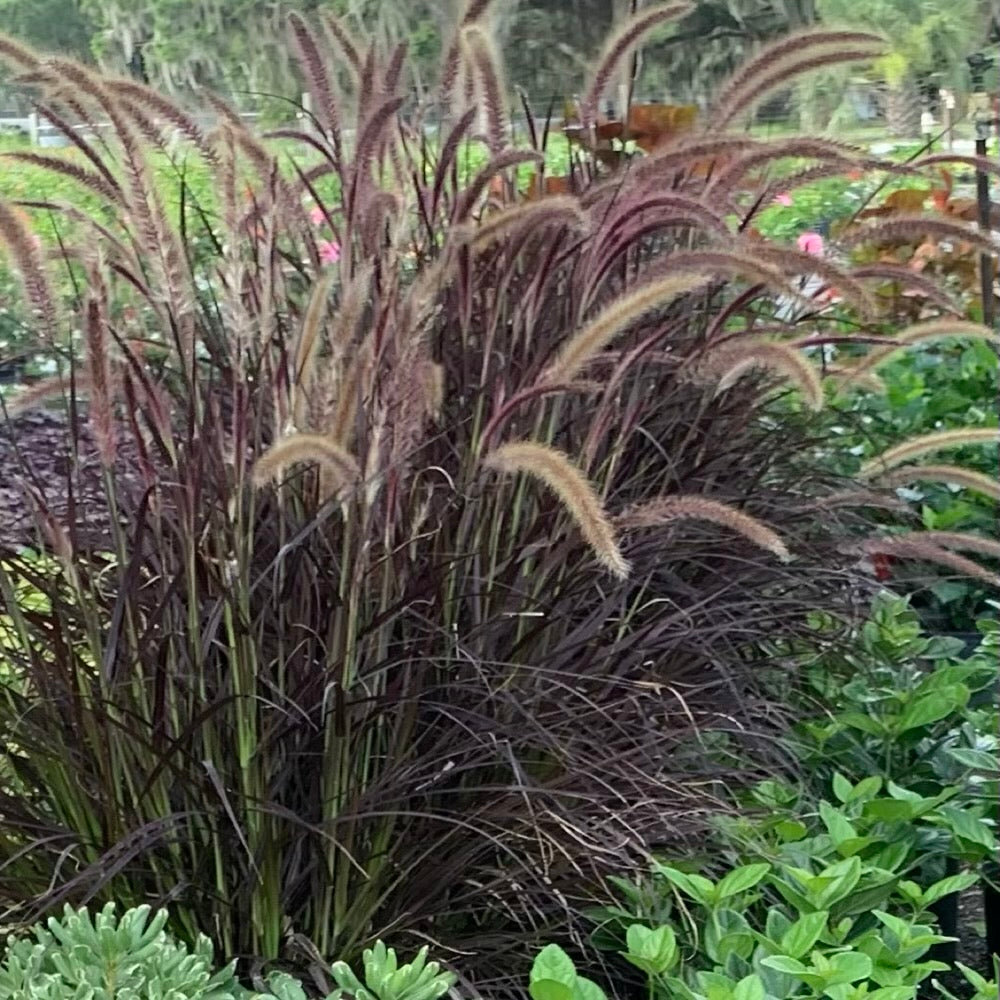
0, 407, 135, 553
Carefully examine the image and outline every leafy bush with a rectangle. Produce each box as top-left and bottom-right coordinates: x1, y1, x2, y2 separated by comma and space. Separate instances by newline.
0, 903, 243, 999
0, 6, 995, 986
792, 596, 998, 832
0, 905, 454, 1000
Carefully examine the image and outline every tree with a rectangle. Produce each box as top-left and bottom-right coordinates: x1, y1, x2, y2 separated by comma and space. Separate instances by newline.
816, 0, 985, 137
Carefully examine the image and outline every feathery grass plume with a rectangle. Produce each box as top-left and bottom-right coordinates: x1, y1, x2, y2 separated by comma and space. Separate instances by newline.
461, 196, 588, 253
84, 282, 117, 468
843, 320, 999, 383
440, 0, 499, 114
753, 246, 877, 318
716, 44, 886, 130
2, 152, 120, 203
289, 12, 340, 148
898, 531, 1000, 561
546, 274, 708, 384
852, 263, 962, 314
712, 29, 883, 118
696, 340, 824, 411
860, 429, 999, 476
33, 102, 124, 193
710, 30, 885, 128
600, 193, 731, 240
647, 250, 800, 299
383, 40, 410, 99
457, 149, 542, 221
2, 374, 95, 417
805, 489, 909, 513
625, 135, 762, 189
579, 2, 692, 128
839, 214, 1000, 256
320, 11, 361, 75
707, 137, 865, 196
872, 464, 1000, 502
253, 434, 361, 491
461, 26, 508, 153
108, 78, 219, 164
0, 200, 58, 342
484, 441, 629, 578
617, 496, 791, 562
860, 536, 1000, 589
909, 153, 1000, 183
0, 34, 40, 72
328, 343, 375, 446
291, 271, 338, 431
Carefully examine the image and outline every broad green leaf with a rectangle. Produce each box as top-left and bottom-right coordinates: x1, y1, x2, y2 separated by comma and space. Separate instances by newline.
820, 802, 857, 847
837, 712, 884, 735
733, 974, 765, 1000
865, 987, 917, 1000
655, 865, 714, 904
775, 820, 808, 842
828, 952, 872, 984
575, 976, 607, 1000
863, 799, 914, 823
624, 924, 677, 975
531, 945, 577, 987
832, 773, 852, 804
940, 806, 997, 851
921, 871, 979, 905
873, 910, 909, 941
781, 911, 829, 959
530, 980, 574, 1000
897, 687, 968, 733
717, 864, 771, 900
760, 956, 809, 977
848, 776, 883, 802
947, 748, 999, 772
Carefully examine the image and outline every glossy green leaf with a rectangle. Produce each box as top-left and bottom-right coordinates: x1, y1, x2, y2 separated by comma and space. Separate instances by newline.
531, 945, 577, 987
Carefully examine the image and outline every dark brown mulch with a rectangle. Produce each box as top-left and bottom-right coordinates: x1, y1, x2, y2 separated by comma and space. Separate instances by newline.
0, 408, 138, 553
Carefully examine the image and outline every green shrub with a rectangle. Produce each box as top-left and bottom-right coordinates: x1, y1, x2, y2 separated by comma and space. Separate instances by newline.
0, 903, 243, 999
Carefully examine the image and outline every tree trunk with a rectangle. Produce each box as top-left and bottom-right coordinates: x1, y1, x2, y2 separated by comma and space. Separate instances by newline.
885, 75, 922, 139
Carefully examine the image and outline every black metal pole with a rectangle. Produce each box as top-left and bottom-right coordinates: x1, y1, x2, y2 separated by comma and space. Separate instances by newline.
968, 52, 996, 329
976, 132, 995, 329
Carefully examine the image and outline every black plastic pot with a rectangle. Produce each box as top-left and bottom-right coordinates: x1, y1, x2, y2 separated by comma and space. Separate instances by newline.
984, 863, 1000, 962
928, 857, 959, 968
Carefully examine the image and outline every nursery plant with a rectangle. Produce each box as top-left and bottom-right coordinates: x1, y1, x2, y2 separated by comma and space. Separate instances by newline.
0, 1, 997, 986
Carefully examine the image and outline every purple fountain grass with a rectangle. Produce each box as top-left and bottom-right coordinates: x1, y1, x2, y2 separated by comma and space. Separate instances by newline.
0, 9, 994, 993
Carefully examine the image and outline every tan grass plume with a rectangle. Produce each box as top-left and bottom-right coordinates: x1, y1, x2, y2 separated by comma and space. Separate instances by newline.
861, 536, 1000, 589
253, 433, 361, 495
873, 463, 1000, 502
700, 340, 824, 411
463, 196, 589, 252
547, 274, 708, 384
292, 270, 337, 430
484, 441, 629, 578
860, 428, 999, 477
899, 531, 1000, 561
617, 495, 791, 562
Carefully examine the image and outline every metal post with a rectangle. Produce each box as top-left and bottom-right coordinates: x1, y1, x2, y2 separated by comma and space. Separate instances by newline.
27, 111, 38, 146
968, 53, 996, 329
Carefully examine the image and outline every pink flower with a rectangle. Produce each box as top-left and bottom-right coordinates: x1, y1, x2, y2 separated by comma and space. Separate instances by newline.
773, 192, 793, 206
309, 206, 325, 225
797, 231, 824, 256
318, 239, 341, 265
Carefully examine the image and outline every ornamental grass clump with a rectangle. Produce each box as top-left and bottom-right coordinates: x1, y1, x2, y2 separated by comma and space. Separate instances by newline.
0, 1, 996, 988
